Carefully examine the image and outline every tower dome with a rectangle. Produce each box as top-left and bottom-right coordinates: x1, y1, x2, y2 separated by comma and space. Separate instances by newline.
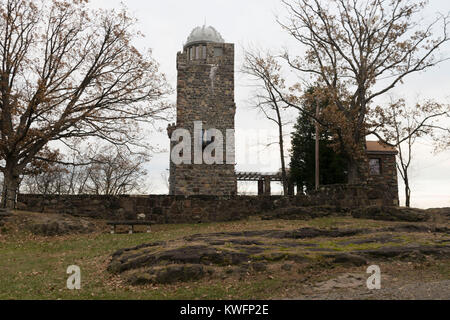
185, 25, 224, 47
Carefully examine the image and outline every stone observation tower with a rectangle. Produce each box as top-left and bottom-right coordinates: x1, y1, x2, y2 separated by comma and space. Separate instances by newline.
167, 25, 237, 195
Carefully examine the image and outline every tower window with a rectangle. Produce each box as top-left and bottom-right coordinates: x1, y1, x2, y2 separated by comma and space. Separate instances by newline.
196, 46, 201, 59
369, 158, 381, 175
214, 47, 223, 57
202, 46, 207, 59
189, 47, 194, 60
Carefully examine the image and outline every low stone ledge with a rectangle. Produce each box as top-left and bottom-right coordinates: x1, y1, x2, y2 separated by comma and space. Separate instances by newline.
351, 206, 429, 222
16, 184, 399, 224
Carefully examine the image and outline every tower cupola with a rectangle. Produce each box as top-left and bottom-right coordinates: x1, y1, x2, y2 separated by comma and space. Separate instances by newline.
185, 25, 224, 48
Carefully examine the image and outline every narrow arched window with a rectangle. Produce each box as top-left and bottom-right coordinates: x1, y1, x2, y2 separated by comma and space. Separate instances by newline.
195, 46, 200, 59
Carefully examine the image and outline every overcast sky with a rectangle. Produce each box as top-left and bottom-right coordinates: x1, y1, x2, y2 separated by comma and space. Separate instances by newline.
92, 0, 450, 209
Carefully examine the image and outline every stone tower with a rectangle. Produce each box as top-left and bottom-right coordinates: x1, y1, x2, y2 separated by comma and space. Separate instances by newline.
167, 25, 237, 196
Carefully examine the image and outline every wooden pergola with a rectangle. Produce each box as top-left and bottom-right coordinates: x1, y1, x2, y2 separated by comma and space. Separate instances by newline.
236, 172, 294, 195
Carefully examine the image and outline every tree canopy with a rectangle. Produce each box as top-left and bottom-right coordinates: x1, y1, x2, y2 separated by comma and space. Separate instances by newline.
0, 0, 171, 208
278, 0, 450, 183
289, 89, 347, 193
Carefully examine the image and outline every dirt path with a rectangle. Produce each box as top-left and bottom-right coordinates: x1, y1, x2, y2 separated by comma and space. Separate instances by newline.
290, 272, 450, 300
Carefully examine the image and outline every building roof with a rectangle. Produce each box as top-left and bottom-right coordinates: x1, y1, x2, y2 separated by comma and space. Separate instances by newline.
366, 141, 397, 154
185, 25, 224, 47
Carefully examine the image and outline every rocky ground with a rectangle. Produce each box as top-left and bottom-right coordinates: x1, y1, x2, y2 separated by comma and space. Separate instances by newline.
1, 210, 98, 236
295, 277, 450, 300
1, 206, 448, 299
262, 205, 432, 222
108, 207, 450, 299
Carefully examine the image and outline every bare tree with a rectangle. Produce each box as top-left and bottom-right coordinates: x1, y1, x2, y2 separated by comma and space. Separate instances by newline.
372, 99, 450, 207
242, 50, 291, 194
278, 0, 450, 183
21, 163, 68, 195
84, 146, 149, 195
0, 0, 171, 208
20, 144, 151, 195
65, 163, 92, 195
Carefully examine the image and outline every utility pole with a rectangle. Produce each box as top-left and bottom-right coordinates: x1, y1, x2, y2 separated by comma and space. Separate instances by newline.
315, 99, 320, 191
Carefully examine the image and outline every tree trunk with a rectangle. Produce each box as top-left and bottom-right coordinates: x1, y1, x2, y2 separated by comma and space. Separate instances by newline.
1, 179, 6, 207
404, 176, 411, 207
347, 137, 368, 184
1, 166, 20, 209
279, 128, 288, 195
275, 106, 288, 195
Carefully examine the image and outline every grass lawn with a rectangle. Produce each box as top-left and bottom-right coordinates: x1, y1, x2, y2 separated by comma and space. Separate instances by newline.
0, 214, 448, 300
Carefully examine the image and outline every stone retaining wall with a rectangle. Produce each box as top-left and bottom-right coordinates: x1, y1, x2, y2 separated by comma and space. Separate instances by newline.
16, 184, 397, 224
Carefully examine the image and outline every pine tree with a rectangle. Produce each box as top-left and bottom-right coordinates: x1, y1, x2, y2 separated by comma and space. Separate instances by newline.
289, 102, 348, 194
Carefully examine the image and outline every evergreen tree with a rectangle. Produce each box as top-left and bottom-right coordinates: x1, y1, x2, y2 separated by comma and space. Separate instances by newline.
289, 102, 348, 194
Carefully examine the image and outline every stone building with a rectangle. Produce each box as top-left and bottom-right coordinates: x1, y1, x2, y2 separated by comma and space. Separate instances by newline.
366, 141, 399, 205
167, 26, 237, 196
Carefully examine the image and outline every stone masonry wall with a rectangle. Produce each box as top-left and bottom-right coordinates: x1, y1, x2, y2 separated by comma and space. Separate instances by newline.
168, 41, 237, 196
367, 152, 399, 206
16, 184, 397, 224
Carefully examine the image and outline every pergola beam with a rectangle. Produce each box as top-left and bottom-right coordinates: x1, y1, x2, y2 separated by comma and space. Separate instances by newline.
236, 171, 294, 196
236, 172, 283, 182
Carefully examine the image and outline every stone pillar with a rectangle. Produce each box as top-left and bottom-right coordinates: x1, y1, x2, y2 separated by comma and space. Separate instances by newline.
264, 177, 271, 196
258, 180, 264, 196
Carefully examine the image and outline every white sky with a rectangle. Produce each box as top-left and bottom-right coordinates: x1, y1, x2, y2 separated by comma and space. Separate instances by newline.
91, 0, 450, 209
